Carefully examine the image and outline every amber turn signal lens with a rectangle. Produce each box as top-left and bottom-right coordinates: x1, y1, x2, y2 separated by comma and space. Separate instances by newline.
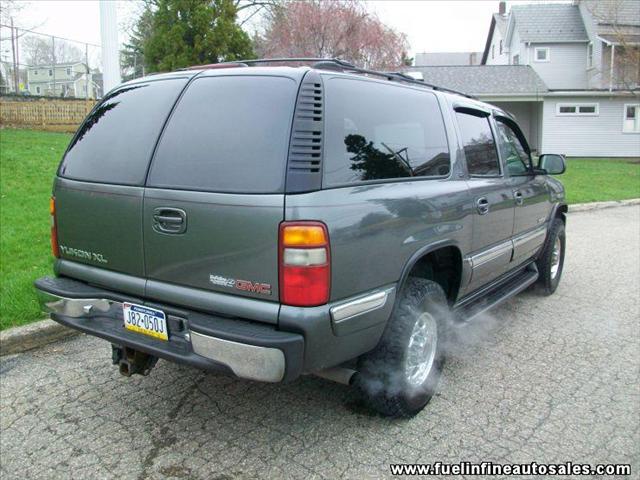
281, 225, 327, 247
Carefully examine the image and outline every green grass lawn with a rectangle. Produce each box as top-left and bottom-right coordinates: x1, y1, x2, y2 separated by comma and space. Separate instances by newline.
563, 157, 640, 204
1, 129, 71, 329
0, 128, 639, 329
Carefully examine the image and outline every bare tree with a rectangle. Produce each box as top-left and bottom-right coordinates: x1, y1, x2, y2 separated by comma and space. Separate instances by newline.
256, 0, 410, 70
21, 35, 84, 66
234, 0, 280, 28
586, 0, 640, 96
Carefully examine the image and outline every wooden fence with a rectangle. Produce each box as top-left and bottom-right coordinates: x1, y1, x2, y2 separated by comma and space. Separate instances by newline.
0, 97, 96, 132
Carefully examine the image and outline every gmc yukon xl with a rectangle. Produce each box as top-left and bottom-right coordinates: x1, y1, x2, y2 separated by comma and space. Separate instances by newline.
35, 59, 567, 417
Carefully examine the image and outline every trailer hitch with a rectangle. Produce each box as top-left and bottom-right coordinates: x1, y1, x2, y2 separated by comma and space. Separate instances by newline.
111, 345, 158, 377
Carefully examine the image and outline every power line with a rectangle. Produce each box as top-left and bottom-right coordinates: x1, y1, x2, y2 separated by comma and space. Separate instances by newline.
0, 24, 101, 48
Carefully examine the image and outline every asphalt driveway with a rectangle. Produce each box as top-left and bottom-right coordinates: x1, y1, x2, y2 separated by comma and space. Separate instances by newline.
1, 206, 638, 479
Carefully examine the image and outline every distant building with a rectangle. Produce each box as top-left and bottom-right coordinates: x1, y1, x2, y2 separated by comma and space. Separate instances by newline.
26, 62, 99, 98
414, 51, 482, 66
409, 0, 640, 157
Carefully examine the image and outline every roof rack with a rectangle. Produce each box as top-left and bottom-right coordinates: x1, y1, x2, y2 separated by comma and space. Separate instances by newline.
184, 58, 475, 99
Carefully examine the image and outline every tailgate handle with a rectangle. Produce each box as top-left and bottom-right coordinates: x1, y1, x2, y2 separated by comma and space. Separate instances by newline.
153, 208, 187, 234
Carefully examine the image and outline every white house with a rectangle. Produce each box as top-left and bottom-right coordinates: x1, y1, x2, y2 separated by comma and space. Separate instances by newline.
27, 62, 98, 99
411, 0, 640, 157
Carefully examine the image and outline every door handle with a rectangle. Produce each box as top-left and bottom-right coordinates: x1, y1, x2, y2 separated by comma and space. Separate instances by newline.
514, 190, 524, 206
153, 208, 187, 234
476, 197, 490, 215
154, 215, 183, 224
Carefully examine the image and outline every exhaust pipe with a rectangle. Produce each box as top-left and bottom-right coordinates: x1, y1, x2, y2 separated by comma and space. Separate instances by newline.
313, 367, 357, 385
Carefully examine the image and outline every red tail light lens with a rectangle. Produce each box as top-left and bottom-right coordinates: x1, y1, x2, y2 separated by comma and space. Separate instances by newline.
50, 197, 59, 258
279, 221, 330, 306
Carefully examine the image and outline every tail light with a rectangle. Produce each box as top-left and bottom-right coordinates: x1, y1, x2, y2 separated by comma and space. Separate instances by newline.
279, 221, 330, 306
50, 196, 59, 258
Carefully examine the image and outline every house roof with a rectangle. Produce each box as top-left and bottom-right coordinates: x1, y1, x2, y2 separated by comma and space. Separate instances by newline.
599, 33, 640, 45
584, 0, 640, 28
509, 3, 589, 43
407, 65, 548, 96
27, 62, 87, 70
414, 51, 482, 66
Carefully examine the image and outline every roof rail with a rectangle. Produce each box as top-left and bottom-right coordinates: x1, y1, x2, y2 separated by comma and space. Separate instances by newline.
182, 57, 475, 99
385, 71, 476, 99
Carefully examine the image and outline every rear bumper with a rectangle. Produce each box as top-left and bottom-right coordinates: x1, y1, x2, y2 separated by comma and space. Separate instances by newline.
35, 276, 303, 382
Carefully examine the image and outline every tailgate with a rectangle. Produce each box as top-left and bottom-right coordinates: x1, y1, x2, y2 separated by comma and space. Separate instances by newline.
143, 191, 284, 300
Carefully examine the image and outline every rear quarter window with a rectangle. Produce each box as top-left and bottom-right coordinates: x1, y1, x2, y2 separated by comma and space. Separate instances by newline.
147, 76, 297, 193
59, 79, 188, 185
323, 77, 450, 187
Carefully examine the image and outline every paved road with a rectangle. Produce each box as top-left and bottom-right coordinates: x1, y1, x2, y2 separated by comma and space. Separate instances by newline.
1, 206, 639, 480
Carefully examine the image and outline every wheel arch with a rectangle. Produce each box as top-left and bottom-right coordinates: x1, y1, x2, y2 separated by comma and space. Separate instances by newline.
395, 241, 465, 307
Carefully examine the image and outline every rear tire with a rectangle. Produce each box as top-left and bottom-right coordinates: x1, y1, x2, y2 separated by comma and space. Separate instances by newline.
354, 278, 450, 418
535, 218, 565, 295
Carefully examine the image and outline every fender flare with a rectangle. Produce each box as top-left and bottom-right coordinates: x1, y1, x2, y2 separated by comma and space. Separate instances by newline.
538, 202, 568, 259
549, 202, 568, 225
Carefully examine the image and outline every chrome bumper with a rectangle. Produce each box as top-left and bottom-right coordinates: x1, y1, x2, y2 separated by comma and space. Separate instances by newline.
37, 290, 288, 383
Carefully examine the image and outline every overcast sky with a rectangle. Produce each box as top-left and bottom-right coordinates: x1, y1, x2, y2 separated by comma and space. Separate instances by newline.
13, 1, 568, 58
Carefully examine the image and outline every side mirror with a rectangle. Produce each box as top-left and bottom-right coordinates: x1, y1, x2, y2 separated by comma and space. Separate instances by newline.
537, 154, 566, 175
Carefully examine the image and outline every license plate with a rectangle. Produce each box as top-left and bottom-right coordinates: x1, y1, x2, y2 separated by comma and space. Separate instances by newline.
123, 303, 168, 341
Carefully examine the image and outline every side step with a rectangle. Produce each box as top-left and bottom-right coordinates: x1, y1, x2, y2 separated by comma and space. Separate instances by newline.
453, 264, 539, 323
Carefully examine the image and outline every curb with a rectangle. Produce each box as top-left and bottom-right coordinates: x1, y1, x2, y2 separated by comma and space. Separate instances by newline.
569, 198, 640, 212
1, 199, 638, 357
0, 319, 80, 357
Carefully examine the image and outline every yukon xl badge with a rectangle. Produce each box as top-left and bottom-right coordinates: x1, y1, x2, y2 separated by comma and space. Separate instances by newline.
209, 274, 272, 296
59, 245, 108, 264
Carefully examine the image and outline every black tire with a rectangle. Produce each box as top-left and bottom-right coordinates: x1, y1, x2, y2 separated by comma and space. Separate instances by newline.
354, 278, 451, 418
535, 218, 566, 295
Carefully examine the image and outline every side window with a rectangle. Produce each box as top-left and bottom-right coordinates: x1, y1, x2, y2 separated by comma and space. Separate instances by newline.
59, 78, 188, 185
496, 120, 531, 175
455, 111, 501, 176
323, 78, 450, 187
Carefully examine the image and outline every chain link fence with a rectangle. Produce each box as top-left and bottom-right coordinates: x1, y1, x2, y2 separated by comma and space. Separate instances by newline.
0, 24, 144, 99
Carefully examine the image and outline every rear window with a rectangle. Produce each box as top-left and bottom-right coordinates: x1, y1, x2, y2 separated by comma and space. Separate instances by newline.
147, 76, 297, 193
59, 79, 188, 185
323, 78, 450, 187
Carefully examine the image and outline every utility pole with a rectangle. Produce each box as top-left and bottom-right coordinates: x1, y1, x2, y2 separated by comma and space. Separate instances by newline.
14, 26, 19, 92
99, 0, 121, 93
10, 17, 18, 93
52, 35, 56, 96
85, 43, 89, 99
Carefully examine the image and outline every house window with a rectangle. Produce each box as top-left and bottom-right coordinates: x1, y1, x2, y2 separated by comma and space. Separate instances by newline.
36, 86, 41, 94
48, 69, 53, 76
587, 42, 594, 69
34, 70, 38, 75
534, 47, 550, 62
623, 104, 640, 133
492, 45, 495, 59
556, 103, 599, 116
66, 67, 71, 75
499, 40, 503, 55
513, 54, 520, 65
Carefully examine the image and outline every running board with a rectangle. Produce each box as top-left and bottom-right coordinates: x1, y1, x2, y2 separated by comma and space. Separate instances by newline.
453, 264, 538, 323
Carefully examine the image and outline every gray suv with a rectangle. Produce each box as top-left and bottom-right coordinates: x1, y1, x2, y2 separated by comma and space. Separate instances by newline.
35, 59, 567, 417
